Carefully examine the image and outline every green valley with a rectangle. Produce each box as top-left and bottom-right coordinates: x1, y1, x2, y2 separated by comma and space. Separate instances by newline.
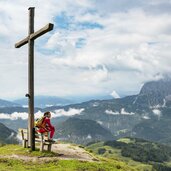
86, 137, 171, 171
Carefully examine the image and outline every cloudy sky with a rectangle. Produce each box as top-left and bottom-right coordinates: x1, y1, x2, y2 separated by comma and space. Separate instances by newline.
0, 0, 171, 100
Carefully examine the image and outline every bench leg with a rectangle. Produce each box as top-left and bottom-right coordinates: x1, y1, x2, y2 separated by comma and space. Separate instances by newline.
22, 139, 28, 148
40, 134, 44, 152
40, 142, 44, 152
47, 144, 52, 152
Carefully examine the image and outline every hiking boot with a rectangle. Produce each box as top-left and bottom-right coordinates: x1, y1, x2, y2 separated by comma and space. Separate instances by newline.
46, 139, 56, 143
49, 139, 56, 143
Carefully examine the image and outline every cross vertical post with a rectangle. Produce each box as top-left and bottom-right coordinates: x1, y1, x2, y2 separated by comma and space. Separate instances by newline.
15, 7, 54, 151
28, 7, 35, 151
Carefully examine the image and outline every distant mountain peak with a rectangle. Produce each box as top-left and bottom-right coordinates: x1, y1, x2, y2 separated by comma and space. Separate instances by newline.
0, 99, 20, 108
140, 78, 171, 93
135, 79, 171, 107
13, 96, 73, 108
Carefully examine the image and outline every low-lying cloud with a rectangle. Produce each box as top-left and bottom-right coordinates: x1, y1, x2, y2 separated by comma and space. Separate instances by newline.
53, 108, 85, 117
0, 112, 28, 120
0, 108, 85, 120
152, 109, 162, 118
105, 108, 135, 115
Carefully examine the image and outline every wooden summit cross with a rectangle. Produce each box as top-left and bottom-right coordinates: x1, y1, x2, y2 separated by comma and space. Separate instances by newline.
15, 7, 54, 150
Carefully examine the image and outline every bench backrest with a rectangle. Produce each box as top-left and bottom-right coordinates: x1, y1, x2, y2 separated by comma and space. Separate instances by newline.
18, 128, 49, 141
18, 128, 28, 140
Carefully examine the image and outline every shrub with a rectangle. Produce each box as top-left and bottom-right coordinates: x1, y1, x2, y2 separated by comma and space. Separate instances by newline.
98, 148, 106, 154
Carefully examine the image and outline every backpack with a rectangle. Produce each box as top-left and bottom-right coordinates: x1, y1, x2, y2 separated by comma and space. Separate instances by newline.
35, 116, 46, 128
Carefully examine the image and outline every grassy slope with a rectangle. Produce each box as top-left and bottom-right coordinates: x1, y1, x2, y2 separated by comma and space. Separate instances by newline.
86, 141, 153, 171
0, 144, 141, 171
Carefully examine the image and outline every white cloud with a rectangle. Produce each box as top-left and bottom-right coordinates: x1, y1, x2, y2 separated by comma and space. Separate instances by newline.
120, 108, 135, 115
0, 111, 44, 120
48, 9, 171, 97
152, 109, 162, 117
0, 108, 84, 120
142, 116, 150, 120
105, 108, 135, 115
97, 120, 103, 125
1, 0, 171, 99
0, 112, 28, 120
148, 0, 171, 5
93, 102, 99, 107
53, 108, 84, 117
86, 134, 92, 139
105, 110, 119, 115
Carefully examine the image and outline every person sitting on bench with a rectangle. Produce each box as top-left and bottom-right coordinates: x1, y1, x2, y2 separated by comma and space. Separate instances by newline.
37, 111, 55, 142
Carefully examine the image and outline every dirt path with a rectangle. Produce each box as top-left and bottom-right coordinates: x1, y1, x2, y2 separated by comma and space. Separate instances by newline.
0, 143, 98, 163
52, 144, 96, 161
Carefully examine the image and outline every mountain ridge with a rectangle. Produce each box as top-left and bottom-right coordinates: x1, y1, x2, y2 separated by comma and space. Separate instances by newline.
0, 99, 20, 108
56, 117, 114, 144
13, 96, 73, 108
1, 78, 171, 145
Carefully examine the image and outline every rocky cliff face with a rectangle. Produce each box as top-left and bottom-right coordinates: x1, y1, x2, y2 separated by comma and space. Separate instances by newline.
130, 79, 171, 144
135, 79, 171, 107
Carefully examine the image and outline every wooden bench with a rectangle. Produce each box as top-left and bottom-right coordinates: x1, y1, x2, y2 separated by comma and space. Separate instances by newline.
18, 128, 54, 152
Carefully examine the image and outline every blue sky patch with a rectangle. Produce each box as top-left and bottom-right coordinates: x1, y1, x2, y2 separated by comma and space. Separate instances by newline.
77, 22, 104, 30
55, 12, 74, 30
147, 41, 159, 46
75, 38, 86, 48
55, 12, 104, 31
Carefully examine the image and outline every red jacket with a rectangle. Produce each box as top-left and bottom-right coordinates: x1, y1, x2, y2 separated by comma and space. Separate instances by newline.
43, 117, 54, 131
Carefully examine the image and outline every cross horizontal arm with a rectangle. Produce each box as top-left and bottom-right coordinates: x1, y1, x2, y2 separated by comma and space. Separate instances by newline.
15, 36, 29, 48
30, 23, 54, 40
15, 23, 54, 48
